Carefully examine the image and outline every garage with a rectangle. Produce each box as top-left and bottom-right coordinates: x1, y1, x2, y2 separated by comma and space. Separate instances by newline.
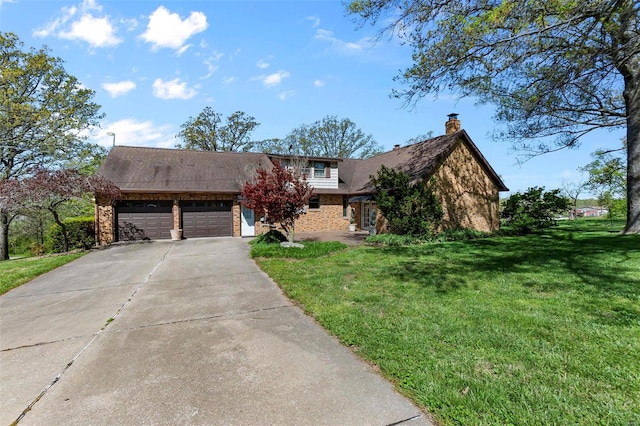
116, 201, 173, 241
181, 201, 233, 238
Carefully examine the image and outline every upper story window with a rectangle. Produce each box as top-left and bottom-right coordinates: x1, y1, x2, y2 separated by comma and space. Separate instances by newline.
314, 162, 330, 178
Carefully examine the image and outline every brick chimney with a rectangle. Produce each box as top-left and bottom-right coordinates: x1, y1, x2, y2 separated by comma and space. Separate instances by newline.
393, 144, 401, 150
445, 113, 461, 135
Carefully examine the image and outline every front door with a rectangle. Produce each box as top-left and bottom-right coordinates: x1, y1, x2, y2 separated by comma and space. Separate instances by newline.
241, 205, 255, 237
362, 201, 376, 230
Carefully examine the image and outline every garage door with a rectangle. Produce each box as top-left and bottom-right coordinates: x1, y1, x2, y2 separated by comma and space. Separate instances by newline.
116, 201, 173, 241
181, 201, 233, 238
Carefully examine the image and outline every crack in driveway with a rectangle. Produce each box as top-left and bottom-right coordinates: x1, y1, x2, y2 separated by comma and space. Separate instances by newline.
10, 245, 174, 425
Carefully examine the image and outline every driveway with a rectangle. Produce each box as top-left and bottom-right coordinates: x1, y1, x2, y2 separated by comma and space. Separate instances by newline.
0, 238, 432, 425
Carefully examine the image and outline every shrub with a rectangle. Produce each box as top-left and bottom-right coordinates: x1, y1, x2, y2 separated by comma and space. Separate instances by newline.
442, 228, 492, 241
251, 229, 288, 245
501, 187, 570, 234
371, 165, 443, 236
46, 216, 95, 253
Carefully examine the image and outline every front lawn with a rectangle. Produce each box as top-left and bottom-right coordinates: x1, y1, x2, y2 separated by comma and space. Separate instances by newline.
254, 220, 640, 425
0, 253, 85, 295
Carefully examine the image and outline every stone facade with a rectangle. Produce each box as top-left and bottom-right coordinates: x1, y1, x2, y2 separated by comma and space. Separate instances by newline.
433, 142, 500, 232
95, 194, 115, 245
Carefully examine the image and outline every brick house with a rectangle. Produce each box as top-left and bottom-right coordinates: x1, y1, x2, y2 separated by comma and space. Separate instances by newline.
95, 115, 508, 244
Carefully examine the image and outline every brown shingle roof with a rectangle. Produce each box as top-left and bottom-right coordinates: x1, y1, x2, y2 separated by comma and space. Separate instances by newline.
98, 146, 271, 193
98, 131, 508, 195
343, 130, 508, 194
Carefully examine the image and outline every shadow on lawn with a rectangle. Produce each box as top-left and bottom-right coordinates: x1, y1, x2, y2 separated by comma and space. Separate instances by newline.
380, 233, 640, 300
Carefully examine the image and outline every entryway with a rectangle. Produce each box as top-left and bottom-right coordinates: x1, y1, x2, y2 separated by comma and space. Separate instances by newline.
362, 201, 377, 230
241, 205, 255, 237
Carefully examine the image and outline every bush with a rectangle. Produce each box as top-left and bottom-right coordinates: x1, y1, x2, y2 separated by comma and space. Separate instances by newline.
46, 216, 95, 253
251, 229, 288, 245
371, 165, 443, 236
501, 187, 570, 234
442, 228, 492, 241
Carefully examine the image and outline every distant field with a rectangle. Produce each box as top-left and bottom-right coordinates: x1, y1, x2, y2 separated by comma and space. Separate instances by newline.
255, 219, 640, 425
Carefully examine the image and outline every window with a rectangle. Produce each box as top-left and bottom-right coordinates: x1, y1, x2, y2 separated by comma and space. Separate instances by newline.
309, 196, 321, 210
314, 162, 329, 178
342, 196, 348, 217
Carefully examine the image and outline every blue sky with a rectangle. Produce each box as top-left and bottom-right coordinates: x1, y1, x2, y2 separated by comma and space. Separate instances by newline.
1, 0, 626, 196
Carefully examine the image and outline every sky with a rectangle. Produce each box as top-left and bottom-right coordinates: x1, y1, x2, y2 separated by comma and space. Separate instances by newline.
0, 0, 626, 197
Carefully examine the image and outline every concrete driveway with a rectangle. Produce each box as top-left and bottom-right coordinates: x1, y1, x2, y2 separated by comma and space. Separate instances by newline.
1, 238, 432, 425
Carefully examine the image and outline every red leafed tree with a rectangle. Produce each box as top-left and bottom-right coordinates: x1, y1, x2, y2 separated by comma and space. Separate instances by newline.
8, 168, 120, 253
241, 161, 313, 242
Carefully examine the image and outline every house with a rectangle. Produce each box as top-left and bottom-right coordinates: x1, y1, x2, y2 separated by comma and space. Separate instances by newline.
94, 115, 508, 244
573, 207, 608, 217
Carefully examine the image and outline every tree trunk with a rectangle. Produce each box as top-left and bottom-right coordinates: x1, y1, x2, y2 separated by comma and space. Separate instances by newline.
51, 209, 70, 252
623, 69, 640, 234
0, 212, 9, 261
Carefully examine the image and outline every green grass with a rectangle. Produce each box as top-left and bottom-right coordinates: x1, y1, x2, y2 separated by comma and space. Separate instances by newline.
254, 219, 640, 425
250, 240, 347, 259
0, 253, 86, 295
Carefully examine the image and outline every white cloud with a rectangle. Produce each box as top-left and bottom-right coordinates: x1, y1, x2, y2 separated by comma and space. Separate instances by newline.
223, 77, 237, 84
59, 14, 121, 47
257, 70, 290, 88
306, 16, 320, 28
152, 78, 197, 100
33, 0, 121, 48
313, 79, 326, 88
203, 52, 224, 79
314, 28, 371, 54
256, 59, 270, 69
141, 6, 208, 52
278, 90, 295, 101
102, 80, 136, 97
33, 5, 77, 38
98, 118, 175, 148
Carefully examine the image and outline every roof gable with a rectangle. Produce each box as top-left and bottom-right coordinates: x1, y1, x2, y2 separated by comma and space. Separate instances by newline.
343, 130, 508, 194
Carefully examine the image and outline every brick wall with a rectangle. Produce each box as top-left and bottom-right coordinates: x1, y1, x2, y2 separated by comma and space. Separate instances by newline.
433, 142, 501, 232
296, 194, 350, 232
256, 194, 351, 236
95, 194, 115, 244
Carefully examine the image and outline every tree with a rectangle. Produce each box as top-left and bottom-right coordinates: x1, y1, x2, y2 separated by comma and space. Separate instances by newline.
561, 178, 589, 219
0, 32, 104, 260
405, 131, 434, 145
279, 116, 383, 159
240, 161, 313, 243
176, 107, 260, 152
501, 187, 571, 234
9, 168, 120, 253
348, 1, 640, 233
370, 165, 442, 236
581, 144, 627, 223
